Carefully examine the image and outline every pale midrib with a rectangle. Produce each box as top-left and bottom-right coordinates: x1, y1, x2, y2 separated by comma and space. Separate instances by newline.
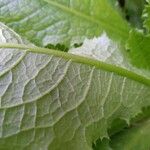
43, 0, 129, 39
0, 43, 150, 87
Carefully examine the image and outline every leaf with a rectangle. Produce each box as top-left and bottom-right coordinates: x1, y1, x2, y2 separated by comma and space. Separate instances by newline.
94, 107, 150, 149
108, 106, 150, 150
143, 0, 150, 31
0, 0, 130, 47
69, 32, 150, 79
107, 0, 146, 28
106, 119, 150, 150
124, 0, 146, 28
0, 23, 150, 150
126, 29, 150, 71
69, 32, 130, 68
93, 138, 111, 150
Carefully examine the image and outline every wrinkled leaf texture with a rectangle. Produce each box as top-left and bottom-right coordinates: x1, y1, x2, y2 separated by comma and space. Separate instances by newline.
0, 22, 150, 150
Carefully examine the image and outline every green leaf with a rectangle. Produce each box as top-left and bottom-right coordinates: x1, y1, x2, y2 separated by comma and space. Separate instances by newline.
0, 23, 150, 150
107, 0, 146, 28
0, 0, 130, 47
93, 107, 150, 150
125, 0, 146, 28
126, 29, 150, 70
143, 0, 150, 31
107, 119, 150, 150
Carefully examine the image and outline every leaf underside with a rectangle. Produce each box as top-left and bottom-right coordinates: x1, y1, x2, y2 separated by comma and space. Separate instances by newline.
0, 0, 150, 150
0, 21, 150, 150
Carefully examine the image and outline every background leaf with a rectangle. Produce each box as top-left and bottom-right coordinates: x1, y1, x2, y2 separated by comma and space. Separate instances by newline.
143, 0, 150, 31
108, 0, 146, 28
0, 0, 129, 47
126, 29, 150, 71
125, 0, 146, 28
94, 106, 150, 149
98, 119, 150, 150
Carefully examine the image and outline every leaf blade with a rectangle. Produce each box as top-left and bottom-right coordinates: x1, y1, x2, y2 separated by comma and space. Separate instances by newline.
0, 23, 150, 150
0, 0, 130, 47
110, 119, 150, 150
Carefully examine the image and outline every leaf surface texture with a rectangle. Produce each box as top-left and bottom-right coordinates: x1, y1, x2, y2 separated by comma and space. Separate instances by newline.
0, 23, 150, 150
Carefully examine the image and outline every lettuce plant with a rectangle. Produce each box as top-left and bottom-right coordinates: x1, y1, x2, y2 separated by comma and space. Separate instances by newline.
0, 0, 150, 150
